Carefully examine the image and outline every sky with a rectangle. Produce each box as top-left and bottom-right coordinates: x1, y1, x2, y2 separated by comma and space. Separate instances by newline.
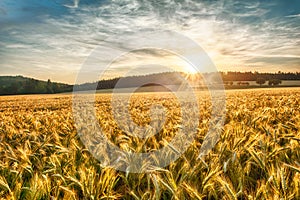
0, 0, 300, 84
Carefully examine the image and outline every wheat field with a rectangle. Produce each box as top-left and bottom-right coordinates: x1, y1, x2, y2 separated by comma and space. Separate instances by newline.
0, 88, 299, 199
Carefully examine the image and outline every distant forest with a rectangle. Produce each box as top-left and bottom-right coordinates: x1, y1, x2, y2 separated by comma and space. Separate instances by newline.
1, 71, 300, 95
74, 72, 184, 91
75, 71, 300, 91
0, 76, 72, 95
221, 71, 300, 81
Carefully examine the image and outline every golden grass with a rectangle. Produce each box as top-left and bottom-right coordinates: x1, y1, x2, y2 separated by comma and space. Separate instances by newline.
0, 88, 299, 199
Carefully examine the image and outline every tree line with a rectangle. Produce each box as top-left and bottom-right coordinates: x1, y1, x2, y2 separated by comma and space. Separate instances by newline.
1, 71, 300, 95
0, 76, 72, 95
73, 71, 300, 91
221, 71, 300, 81
73, 72, 184, 91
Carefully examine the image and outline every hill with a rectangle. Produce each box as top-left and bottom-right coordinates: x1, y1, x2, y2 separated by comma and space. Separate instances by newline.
73, 72, 186, 91
0, 76, 73, 95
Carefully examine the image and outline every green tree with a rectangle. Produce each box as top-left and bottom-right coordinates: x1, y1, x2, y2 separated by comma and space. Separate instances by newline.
256, 78, 266, 86
0, 86, 4, 94
8, 82, 18, 94
47, 79, 54, 93
23, 79, 35, 93
268, 79, 282, 86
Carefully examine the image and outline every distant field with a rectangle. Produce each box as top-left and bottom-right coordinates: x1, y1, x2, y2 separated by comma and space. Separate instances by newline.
0, 88, 299, 199
70, 83, 300, 94
231, 80, 300, 86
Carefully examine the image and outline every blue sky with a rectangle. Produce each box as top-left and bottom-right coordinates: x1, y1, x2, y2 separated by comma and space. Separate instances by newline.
0, 0, 300, 83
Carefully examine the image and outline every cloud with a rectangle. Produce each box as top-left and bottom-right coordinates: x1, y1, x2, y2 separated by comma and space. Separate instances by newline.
285, 14, 300, 18
0, 0, 299, 83
0, 7, 7, 15
247, 55, 300, 62
64, 0, 80, 8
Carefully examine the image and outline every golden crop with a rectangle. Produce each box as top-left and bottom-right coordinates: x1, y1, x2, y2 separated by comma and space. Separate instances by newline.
0, 88, 299, 199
